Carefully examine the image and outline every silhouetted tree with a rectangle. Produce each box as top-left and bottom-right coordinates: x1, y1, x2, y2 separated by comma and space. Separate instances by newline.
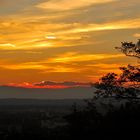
64, 101, 102, 138
115, 39, 140, 58
94, 39, 140, 100
64, 39, 140, 139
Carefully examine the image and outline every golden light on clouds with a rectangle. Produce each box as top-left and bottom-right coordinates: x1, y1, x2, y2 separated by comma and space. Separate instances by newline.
37, 0, 117, 10
45, 36, 57, 40
49, 53, 124, 63
54, 18, 140, 35
0, 43, 16, 49
1, 18, 140, 50
0, 0, 139, 84
134, 33, 140, 37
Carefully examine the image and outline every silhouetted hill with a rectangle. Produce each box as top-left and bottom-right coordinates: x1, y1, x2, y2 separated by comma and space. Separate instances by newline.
0, 86, 94, 99
0, 98, 85, 106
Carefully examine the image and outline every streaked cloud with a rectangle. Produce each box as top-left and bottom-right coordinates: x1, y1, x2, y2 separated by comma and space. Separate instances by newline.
49, 53, 124, 63
0, 52, 124, 74
1, 18, 140, 50
5, 81, 90, 89
0, 43, 16, 50
37, 0, 117, 11
45, 36, 57, 40
54, 18, 140, 35
0, 61, 78, 73
133, 33, 140, 37
0, 0, 139, 84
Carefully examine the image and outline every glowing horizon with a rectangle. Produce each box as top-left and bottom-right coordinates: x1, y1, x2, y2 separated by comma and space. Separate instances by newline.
3, 81, 90, 89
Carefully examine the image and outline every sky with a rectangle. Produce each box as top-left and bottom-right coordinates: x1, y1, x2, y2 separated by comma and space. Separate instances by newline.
0, 0, 140, 87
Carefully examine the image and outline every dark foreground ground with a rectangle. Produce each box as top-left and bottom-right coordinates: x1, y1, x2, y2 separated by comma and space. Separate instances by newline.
0, 99, 139, 139
0, 99, 85, 139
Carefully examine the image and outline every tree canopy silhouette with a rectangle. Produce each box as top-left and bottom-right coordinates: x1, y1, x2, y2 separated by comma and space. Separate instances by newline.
115, 39, 140, 58
94, 39, 140, 100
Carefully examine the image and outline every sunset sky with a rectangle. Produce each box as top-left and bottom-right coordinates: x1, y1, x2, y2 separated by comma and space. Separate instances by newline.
0, 0, 140, 86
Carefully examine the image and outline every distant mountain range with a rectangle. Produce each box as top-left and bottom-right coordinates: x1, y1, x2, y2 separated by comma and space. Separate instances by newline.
0, 86, 95, 99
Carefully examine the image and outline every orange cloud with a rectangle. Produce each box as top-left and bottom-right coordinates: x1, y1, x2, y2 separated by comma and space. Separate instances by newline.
133, 33, 140, 37
0, 17, 140, 50
48, 53, 124, 63
0, 43, 16, 50
5, 81, 90, 89
37, 0, 117, 11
